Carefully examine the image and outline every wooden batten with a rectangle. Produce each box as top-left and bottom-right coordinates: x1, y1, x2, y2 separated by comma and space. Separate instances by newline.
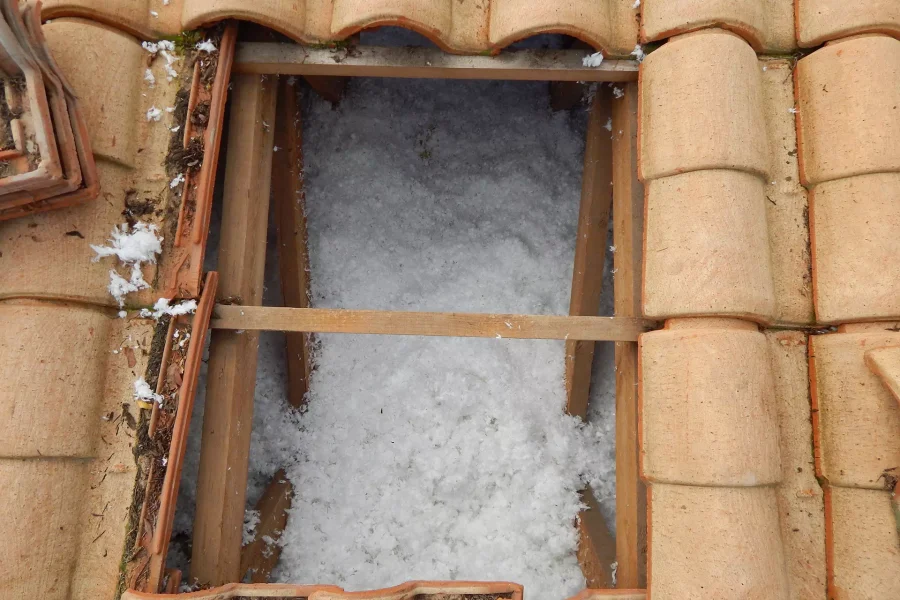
234, 43, 639, 82
210, 305, 651, 342
272, 79, 314, 409
611, 81, 646, 589
565, 88, 614, 419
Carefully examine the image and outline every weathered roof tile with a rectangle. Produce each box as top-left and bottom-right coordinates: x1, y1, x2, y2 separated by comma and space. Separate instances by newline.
641, 0, 796, 52
639, 29, 768, 181
795, 35, 900, 187
640, 321, 781, 485
797, 0, 900, 47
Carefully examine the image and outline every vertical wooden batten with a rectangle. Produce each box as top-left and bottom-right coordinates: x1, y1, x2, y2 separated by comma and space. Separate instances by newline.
565, 88, 614, 419
191, 72, 278, 586
272, 78, 314, 409
612, 81, 646, 589
567, 88, 616, 587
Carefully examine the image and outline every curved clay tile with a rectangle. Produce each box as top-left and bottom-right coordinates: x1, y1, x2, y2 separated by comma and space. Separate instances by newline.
0, 303, 109, 457
641, 318, 791, 598
795, 35, 900, 187
810, 330, 900, 490
43, 18, 142, 167
489, 0, 638, 56
648, 484, 790, 599
810, 173, 900, 323
641, 0, 796, 52
40, 0, 184, 40
181, 0, 320, 45
796, 0, 900, 47
183, 0, 638, 55
642, 170, 775, 321
638, 29, 768, 181
640, 323, 781, 486
827, 487, 900, 598
331, 0, 485, 52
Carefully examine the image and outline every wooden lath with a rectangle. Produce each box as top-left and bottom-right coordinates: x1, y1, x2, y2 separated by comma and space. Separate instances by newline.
612, 82, 647, 588
210, 305, 651, 342
233, 43, 639, 82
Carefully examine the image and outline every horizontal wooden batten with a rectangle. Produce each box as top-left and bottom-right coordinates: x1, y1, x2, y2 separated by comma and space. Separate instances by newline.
233, 43, 639, 82
211, 305, 653, 342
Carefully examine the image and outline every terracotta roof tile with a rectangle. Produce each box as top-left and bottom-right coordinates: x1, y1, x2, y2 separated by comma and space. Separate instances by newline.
43, 19, 143, 167
41, 0, 184, 40
810, 330, 900, 489
0, 18, 182, 306
827, 487, 900, 599
44, 0, 640, 55
795, 35, 900, 187
640, 321, 781, 485
766, 330, 826, 600
639, 31, 812, 324
810, 173, 900, 323
643, 170, 776, 321
0, 303, 109, 457
796, 0, 900, 47
0, 458, 90, 599
648, 483, 790, 599
0, 12, 189, 600
641, 0, 796, 52
639, 29, 768, 181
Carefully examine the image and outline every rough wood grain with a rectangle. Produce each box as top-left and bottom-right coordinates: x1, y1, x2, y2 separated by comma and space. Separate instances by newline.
577, 488, 617, 588
240, 469, 293, 582
611, 81, 646, 589
273, 79, 313, 410
210, 305, 651, 342
234, 43, 639, 82
191, 73, 278, 586
565, 90, 613, 419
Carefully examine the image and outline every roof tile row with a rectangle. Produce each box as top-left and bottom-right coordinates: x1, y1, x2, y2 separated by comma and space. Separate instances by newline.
0, 14, 190, 600
639, 29, 812, 325
39, 0, 900, 54
795, 35, 900, 323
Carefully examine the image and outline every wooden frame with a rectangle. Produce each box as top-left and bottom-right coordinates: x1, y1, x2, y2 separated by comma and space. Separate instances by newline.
211, 305, 650, 341
196, 42, 649, 593
234, 43, 639, 82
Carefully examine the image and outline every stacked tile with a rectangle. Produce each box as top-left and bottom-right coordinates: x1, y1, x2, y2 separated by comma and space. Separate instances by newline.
42, 0, 642, 56
637, 24, 817, 599
0, 15, 186, 600
0, 0, 98, 219
795, 4, 900, 596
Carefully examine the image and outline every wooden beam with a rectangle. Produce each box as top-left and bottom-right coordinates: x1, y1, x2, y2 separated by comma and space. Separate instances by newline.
210, 305, 652, 342
612, 81, 647, 589
240, 469, 293, 582
576, 488, 617, 587
273, 79, 313, 410
234, 43, 639, 82
565, 89, 614, 419
191, 73, 278, 586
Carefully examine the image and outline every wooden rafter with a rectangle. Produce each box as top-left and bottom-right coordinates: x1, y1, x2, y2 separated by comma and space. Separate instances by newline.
565, 88, 614, 420
191, 73, 279, 586
210, 305, 651, 342
272, 79, 313, 410
612, 82, 647, 589
234, 43, 639, 82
